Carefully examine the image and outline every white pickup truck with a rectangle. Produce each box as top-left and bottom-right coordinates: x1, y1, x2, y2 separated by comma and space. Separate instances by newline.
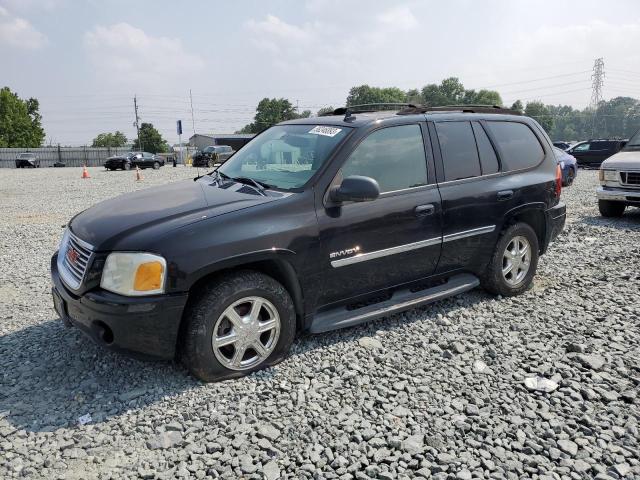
597, 129, 640, 217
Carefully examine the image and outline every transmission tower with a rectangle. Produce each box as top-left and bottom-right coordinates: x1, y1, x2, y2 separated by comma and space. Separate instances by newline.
590, 58, 605, 136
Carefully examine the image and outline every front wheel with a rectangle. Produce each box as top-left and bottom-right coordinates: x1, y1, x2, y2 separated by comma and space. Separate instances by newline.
123, 162, 131, 170
598, 200, 625, 217
153, 161, 160, 170
563, 168, 575, 186
181, 271, 296, 382
480, 222, 539, 297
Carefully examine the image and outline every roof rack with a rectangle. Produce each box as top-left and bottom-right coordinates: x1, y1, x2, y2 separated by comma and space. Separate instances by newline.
397, 104, 522, 116
328, 103, 417, 116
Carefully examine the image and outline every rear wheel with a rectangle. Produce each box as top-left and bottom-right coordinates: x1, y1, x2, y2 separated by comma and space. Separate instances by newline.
153, 161, 160, 170
181, 271, 296, 382
123, 162, 131, 170
480, 222, 539, 297
598, 200, 625, 217
563, 168, 575, 186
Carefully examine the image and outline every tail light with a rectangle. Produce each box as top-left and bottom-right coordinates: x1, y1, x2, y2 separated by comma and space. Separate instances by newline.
555, 164, 562, 198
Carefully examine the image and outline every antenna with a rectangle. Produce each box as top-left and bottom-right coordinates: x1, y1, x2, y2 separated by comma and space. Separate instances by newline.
590, 58, 605, 137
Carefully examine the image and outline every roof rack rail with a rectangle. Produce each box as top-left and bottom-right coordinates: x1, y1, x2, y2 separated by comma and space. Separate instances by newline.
328, 103, 417, 116
397, 104, 522, 116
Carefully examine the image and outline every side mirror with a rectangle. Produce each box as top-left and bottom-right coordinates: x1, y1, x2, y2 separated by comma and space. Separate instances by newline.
329, 175, 380, 203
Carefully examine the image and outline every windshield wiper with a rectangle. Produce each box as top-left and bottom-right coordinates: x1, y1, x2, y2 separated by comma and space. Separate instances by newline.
230, 176, 271, 195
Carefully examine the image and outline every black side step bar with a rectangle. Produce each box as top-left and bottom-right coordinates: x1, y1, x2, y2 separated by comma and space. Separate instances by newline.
309, 273, 479, 334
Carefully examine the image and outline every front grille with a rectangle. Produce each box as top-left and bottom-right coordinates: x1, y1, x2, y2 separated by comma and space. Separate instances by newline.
59, 231, 94, 290
621, 171, 640, 186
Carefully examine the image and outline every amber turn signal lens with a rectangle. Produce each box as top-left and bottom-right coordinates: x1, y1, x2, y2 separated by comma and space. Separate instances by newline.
133, 261, 164, 291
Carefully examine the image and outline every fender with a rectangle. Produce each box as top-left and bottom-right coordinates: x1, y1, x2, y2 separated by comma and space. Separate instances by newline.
184, 248, 306, 324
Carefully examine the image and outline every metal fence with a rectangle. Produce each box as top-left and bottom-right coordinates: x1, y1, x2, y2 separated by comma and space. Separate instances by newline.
0, 147, 179, 168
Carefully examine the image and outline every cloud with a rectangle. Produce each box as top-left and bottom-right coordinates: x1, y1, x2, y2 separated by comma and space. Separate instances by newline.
376, 6, 418, 31
0, 5, 47, 49
83, 22, 204, 86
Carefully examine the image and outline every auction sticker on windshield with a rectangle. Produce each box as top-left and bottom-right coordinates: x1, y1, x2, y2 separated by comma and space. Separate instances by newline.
309, 126, 342, 137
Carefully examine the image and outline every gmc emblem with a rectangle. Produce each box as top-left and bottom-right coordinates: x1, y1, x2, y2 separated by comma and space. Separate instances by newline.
66, 247, 80, 265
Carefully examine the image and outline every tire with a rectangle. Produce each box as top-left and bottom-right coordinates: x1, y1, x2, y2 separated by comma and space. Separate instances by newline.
124, 163, 131, 170
480, 222, 539, 297
153, 161, 160, 170
598, 200, 625, 217
563, 168, 575, 187
181, 270, 296, 382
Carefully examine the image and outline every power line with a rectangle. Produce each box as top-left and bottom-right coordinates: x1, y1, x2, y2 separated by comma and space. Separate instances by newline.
477, 70, 592, 89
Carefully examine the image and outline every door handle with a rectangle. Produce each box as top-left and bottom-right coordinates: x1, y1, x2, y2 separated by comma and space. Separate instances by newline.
497, 190, 514, 201
414, 204, 435, 216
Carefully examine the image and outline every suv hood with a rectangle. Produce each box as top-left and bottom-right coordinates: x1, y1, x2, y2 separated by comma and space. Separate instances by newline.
601, 150, 640, 170
70, 178, 279, 250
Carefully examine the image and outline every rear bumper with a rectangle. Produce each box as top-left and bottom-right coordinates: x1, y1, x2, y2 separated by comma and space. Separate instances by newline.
51, 254, 188, 360
542, 202, 566, 253
597, 186, 640, 203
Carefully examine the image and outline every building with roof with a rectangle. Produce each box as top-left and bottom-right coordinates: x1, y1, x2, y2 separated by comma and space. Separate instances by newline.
189, 134, 255, 151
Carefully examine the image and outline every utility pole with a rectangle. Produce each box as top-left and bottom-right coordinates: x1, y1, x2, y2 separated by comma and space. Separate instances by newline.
296, 99, 300, 116
590, 58, 605, 137
189, 89, 196, 135
133, 95, 143, 151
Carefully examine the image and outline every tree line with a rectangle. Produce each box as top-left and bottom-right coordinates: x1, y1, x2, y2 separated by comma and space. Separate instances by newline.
237, 77, 640, 141
3, 80, 640, 150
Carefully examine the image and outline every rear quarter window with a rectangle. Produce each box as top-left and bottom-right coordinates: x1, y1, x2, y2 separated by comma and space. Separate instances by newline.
486, 121, 545, 171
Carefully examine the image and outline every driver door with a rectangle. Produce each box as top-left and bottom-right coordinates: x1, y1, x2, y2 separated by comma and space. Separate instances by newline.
315, 124, 442, 308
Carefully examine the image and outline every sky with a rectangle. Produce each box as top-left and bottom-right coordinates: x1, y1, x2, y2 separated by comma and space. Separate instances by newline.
1, 0, 640, 146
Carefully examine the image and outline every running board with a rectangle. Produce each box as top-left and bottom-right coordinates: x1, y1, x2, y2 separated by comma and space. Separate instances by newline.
309, 273, 479, 334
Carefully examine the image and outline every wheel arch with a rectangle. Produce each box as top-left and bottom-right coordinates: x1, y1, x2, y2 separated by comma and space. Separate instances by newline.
183, 250, 305, 330
502, 203, 547, 253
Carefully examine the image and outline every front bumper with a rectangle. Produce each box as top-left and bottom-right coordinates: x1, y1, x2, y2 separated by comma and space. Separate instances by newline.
51, 254, 188, 360
542, 202, 566, 253
597, 186, 640, 204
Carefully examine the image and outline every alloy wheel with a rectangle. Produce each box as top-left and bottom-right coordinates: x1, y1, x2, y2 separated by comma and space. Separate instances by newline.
502, 235, 531, 286
211, 296, 280, 371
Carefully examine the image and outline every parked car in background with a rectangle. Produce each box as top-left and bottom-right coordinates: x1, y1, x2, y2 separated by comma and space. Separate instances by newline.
597, 129, 640, 217
567, 139, 627, 168
553, 147, 578, 186
51, 105, 565, 382
192, 145, 235, 168
104, 152, 164, 170
553, 141, 572, 151
15, 153, 40, 168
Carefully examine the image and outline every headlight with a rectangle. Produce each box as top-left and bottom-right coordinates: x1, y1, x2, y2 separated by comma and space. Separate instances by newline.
600, 170, 617, 182
100, 252, 166, 296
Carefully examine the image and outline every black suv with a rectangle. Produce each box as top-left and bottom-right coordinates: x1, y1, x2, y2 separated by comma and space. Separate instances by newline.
192, 145, 235, 168
15, 152, 40, 168
51, 105, 566, 382
567, 139, 627, 167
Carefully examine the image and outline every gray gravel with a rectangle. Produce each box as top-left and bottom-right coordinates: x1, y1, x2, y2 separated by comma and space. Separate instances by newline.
1, 166, 639, 479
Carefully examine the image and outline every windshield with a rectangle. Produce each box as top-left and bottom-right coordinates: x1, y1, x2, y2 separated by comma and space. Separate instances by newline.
218, 124, 350, 190
625, 129, 640, 147
203, 146, 215, 153
18, 153, 35, 159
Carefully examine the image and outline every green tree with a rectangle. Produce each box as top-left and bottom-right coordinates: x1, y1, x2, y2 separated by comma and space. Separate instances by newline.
525, 101, 554, 133
316, 106, 335, 116
91, 131, 127, 148
346, 85, 407, 107
0, 87, 45, 147
510, 100, 524, 113
237, 98, 306, 133
132, 123, 168, 153
420, 77, 502, 107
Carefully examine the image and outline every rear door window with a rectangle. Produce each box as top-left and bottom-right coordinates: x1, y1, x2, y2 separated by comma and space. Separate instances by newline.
435, 121, 481, 181
486, 121, 544, 171
472, 122, 500, 175
590, 141, 615, 151
341, 124, 428, 193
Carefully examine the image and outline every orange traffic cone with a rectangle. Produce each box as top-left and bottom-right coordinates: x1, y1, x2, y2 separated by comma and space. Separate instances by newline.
81, 165, 90, 179
135, 165, 143, 181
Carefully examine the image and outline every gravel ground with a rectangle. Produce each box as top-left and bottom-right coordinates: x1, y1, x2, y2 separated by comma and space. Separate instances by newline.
0, 166, 639, 480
